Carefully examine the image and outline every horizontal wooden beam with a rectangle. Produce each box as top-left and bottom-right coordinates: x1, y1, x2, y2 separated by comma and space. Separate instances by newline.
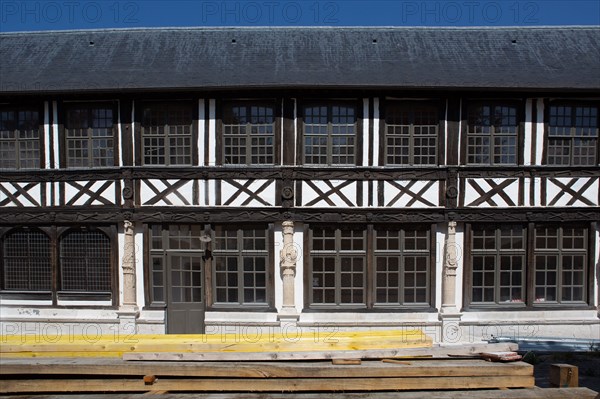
0, 388, 594, 399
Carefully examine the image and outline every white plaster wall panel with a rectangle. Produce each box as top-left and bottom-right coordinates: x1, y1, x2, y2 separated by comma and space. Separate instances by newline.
523, 98, 533, 166
535, 99, 545, 165
362, 98, 369, 167
463, 178, 519, 207
208, 99, 216, 166
0, 182, 43, 207
545, 177, 599, 207
140, 179, 194, 206
44, 101, 52, 169
52, 100, 59, 169
198, 99, 205, 166
381, 180, 439, 208
220, 179, 276, 207
373, 97, 380, 166
523, 177, 543, 207
301, 180, 359, 207
64, 181, 116, 206
116, 99, 122, 167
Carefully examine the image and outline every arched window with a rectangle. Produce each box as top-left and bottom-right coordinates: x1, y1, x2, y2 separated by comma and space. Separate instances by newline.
1, 229, 51, 291
60, 230, 111, 292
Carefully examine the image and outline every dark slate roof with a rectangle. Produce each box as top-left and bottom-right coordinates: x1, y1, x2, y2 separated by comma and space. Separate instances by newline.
1, 27, 599, 94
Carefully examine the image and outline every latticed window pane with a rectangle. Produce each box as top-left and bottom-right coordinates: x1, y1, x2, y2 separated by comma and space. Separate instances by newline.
470, 225, 526, 305
548, 105, 598, 166
310, 226, 366, 306
2, 230, 51, 291
385, 103, 438, 165
0, 108, 41, 169
60, 231, 111, 292
223, 103, 275, 165
213, 225, 269, 305
304, 104, 356, 165
142, 103, 192, 165
534, 226, 587, 303
467, 103, 518, 165
66, 105, 114, 168
374, 227, 430, 306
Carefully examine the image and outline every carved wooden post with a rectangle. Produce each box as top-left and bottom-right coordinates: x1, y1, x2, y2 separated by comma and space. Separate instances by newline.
439, 221, 462, 342
122, 220, 137, 307
117, 220, 139, 334
278, 221, 299, 323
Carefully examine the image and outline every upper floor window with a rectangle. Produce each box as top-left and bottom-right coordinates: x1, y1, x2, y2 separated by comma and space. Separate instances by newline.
303, 103, 357, 165
141, 102, 193, 166
0, 107, 41, 169
222, 102, 276, 165
384, 102, 439, 165
65, 104, 116, 168
547, 104, 598, 166
466, 102, 518, 165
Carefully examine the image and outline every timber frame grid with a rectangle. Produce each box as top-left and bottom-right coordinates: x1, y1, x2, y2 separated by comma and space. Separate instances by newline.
0, 224, 119, 307
462, 221, 597, 312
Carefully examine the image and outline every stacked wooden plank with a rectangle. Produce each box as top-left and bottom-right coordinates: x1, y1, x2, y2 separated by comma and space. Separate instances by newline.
0, 357, 534, 394
0, 329, 431, 359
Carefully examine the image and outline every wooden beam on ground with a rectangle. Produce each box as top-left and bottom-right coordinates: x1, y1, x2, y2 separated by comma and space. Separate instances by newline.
122, 343, 518, 362
0, 358, 532, 379
0, 389, 595, 399
0, 375, 535, 393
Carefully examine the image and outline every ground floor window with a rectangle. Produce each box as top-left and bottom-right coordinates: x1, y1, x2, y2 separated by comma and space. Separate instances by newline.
306, 224, 435, 310
465, 223, 592, 308
148, 224, 273, 309
0, 226, 116, 303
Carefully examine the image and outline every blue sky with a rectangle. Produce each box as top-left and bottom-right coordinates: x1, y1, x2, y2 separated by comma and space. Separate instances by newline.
0, 0, 599, 32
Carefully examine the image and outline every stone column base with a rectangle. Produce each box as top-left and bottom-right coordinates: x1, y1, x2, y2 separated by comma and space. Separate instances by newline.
116, 307, 139, 337
277, 307, 300, 325
438, 309, 463, 343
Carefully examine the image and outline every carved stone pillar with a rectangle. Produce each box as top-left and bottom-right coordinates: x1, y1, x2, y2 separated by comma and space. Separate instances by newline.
117, 220, 139, 334
439, 221, 462, 342
278, 221, 299, 323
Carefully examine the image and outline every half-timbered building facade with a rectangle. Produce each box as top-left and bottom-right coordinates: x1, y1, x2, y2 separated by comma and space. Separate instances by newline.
1, 27, 599, 341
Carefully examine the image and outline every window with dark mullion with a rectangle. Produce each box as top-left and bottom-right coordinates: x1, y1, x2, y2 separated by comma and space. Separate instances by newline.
65, 105, 115, 168
142, 103, 192, 166
467, 103, 518, 165
534, 226, 587, 304
470, 225, 526, 305
547, 105, 598, 166
304, 103, 356, 165
385, 103, 438, 165
213, 225, 269, 306
222, 102, 275, 165
374, 227, 430, 306
310, 227, 366, 307
0, 108, 41, 170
